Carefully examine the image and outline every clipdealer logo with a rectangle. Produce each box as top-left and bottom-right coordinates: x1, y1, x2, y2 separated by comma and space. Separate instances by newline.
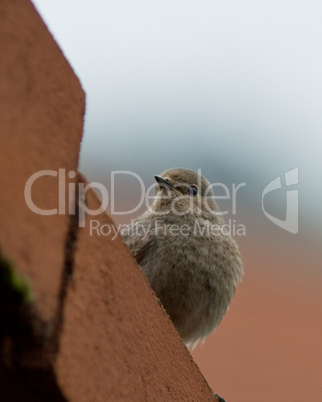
23, 169, 246, 235
261, 168, 299, 234
24, 168, 299, 234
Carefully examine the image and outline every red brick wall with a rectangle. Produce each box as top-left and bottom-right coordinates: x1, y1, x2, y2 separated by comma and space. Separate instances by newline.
0, 1, 216, 400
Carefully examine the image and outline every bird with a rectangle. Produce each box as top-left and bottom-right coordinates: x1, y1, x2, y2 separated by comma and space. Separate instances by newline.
122, 168, 243, 347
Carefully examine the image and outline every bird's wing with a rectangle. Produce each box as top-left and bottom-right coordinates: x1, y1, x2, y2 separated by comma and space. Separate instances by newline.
122, 221, 157, 266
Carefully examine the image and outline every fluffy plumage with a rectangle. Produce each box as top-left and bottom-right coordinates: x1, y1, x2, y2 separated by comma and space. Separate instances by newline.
122, 168, 243, 346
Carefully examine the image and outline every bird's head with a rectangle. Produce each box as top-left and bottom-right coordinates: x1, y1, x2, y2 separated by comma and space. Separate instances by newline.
151, 168, 221, 219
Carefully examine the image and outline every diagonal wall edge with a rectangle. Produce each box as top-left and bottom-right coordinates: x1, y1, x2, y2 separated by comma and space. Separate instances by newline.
0, 0, 85, 324
0, 0, 217, 400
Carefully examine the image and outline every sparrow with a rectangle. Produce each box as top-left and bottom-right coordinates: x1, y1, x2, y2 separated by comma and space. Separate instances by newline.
122, 168, 243, 347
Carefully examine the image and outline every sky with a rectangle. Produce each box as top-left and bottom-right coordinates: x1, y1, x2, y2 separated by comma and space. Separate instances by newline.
32, 0, 322, 239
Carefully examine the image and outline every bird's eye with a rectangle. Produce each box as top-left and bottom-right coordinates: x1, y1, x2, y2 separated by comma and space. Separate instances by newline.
188, 185, 198, 196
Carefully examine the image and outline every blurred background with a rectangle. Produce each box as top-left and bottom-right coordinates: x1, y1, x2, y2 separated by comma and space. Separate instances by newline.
33, 1, 322, 400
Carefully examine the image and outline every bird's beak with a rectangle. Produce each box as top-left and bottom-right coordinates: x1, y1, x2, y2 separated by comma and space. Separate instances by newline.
154, 175, 174, 190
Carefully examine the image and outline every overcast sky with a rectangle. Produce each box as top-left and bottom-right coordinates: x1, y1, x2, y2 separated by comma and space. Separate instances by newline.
32, 0, 322, 236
